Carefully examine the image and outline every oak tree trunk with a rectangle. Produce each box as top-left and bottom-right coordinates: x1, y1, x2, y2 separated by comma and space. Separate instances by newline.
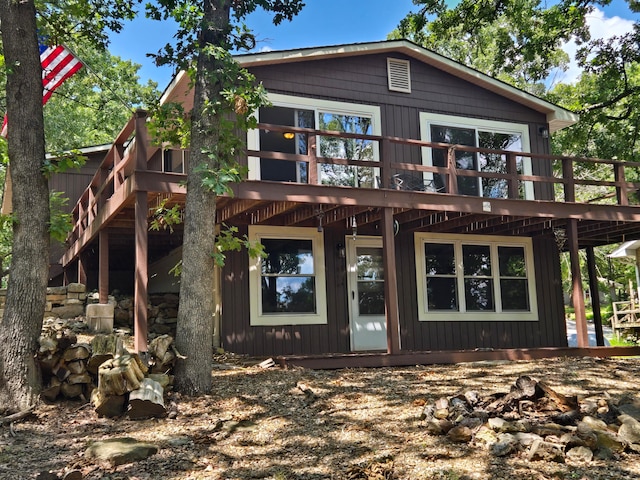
0, 0, 51, 412
174, 0, 232, 396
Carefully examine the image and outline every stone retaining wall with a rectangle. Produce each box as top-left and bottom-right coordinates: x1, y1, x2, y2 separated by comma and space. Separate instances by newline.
0, 282, 87, 320
87, 292, 179, 338
0, 285, 179, 339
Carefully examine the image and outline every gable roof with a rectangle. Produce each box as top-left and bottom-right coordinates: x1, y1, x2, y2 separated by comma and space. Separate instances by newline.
161, 39, 578, 133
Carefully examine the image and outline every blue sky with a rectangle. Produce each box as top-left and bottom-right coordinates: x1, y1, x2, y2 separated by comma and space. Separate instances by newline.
107, 0, 638, 89
108, 1, 416, 88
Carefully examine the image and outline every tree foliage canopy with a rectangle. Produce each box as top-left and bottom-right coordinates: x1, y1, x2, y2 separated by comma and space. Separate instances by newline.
391, 0, 640, 160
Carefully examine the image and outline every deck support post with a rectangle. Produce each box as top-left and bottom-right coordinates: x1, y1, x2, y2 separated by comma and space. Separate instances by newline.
381, 207, 401, 354
586, 246, 605, 346
78, 252, 88, 286
567, 219, 589, 347
98, 230, 109, 303
134, 109, 149, 354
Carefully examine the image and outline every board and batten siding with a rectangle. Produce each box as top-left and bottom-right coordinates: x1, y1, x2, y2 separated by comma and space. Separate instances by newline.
398, 233, 566, 352
221, 226, 351, 356
221, 226, 566, 355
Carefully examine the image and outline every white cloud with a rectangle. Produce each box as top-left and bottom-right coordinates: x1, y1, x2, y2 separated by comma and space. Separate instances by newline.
556, 7, 635, 84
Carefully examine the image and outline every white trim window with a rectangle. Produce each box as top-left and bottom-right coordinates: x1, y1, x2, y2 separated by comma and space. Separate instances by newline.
419, 112, 534, 200
249, 226, 328, 326
415, 233, 538, 321
248, 94, 382, 187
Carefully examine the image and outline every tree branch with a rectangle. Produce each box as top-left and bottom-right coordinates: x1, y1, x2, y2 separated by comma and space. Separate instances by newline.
577, 86, 640, 114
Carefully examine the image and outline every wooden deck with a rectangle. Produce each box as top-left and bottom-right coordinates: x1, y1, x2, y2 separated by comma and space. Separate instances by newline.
277, 346, 640, 369
62, 117, 640, 267
58, 111, 640, 356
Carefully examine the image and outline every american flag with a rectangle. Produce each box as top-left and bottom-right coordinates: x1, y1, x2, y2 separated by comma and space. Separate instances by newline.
1, 43, 83, 138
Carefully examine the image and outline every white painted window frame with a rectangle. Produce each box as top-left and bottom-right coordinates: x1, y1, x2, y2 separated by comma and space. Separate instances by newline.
414, 232, 539, 322
249, 225, 328, 326
419, 112, 535, 200
248, 93, 382, 181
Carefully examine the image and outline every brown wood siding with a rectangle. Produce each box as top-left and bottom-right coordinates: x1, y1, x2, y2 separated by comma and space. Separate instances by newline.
221, 225, 566, 355
398, 233, 566, 351
251, 53, 553, 195
251, 53, 548, 138
220, 226, 351, 356
220, 51, 566, 356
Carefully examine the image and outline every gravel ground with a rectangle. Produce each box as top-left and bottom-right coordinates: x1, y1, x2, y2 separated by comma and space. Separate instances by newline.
2, 355, 640, 480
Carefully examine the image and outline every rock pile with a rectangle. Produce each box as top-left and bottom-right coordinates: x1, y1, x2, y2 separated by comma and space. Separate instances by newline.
421, 375, 640, 462
86, 292, 179, 338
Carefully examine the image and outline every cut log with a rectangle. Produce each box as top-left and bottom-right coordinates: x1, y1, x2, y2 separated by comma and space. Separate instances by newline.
62, 344, 91, 362
127, 378, 166, 420
149, 335, 173, 362
38, 335, 58, 354
56, 331, 77, 351
52, 359, 70, 382
60, 382, 83, 399
38, 353, 60, 376
147, 373, 173, 389
41, 377, 61, 402
149, 335, 177, 373
98, 354, 145, 396
66, 360, 86, 375
88, 334, 126, 375
91, 388, 126, 418
67, 372, 92, 385
538, 381, 578, 412
130, 353, 149, 376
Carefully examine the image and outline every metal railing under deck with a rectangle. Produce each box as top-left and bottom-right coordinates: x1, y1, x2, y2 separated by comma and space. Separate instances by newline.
65, 119, 640, 263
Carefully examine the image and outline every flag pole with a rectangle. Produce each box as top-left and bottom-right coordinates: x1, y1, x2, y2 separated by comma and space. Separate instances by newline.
59, 44, 137, 114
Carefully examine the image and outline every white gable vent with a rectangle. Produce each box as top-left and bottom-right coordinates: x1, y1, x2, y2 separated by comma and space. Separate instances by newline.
387, 58, 411, 93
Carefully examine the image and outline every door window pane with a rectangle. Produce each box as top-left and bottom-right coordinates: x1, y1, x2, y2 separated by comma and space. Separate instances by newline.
478, 131, 523, 198
356, 247, 385, 315
358, 282, 385, 315
259, 106, 314, 182
319, 113, 375, 188
431, 125, 478, 195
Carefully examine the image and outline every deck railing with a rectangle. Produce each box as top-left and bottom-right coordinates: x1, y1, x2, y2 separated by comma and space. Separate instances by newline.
66, 119, 640, 253
612, 300, 640, 338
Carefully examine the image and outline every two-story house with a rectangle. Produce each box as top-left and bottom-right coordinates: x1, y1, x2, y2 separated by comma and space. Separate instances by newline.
59, 40, 640, 366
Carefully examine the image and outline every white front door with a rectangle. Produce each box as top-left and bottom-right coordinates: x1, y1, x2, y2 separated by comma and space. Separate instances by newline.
346, 236, 387, 351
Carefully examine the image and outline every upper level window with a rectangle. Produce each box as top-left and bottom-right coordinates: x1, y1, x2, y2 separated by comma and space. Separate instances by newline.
248, 94, 381, 188
415, 232, 538, 322
249, 226, 328, 326
420, 113, 534, 199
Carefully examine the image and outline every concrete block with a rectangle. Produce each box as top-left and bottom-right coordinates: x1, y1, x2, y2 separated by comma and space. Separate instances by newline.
67, 283, 86, 294
86, 303, 114, 333
47, 286, 67, 295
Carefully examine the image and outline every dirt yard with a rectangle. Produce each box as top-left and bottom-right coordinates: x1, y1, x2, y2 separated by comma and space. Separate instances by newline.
2, 355, 640, 480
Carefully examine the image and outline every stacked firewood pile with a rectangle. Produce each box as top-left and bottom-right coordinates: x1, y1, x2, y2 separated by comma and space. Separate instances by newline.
421, 375, 640, 462
37, 326, 177, 420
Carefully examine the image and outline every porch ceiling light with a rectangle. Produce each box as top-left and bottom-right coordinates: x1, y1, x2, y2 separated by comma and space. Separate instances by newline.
283, 132, 295, 140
